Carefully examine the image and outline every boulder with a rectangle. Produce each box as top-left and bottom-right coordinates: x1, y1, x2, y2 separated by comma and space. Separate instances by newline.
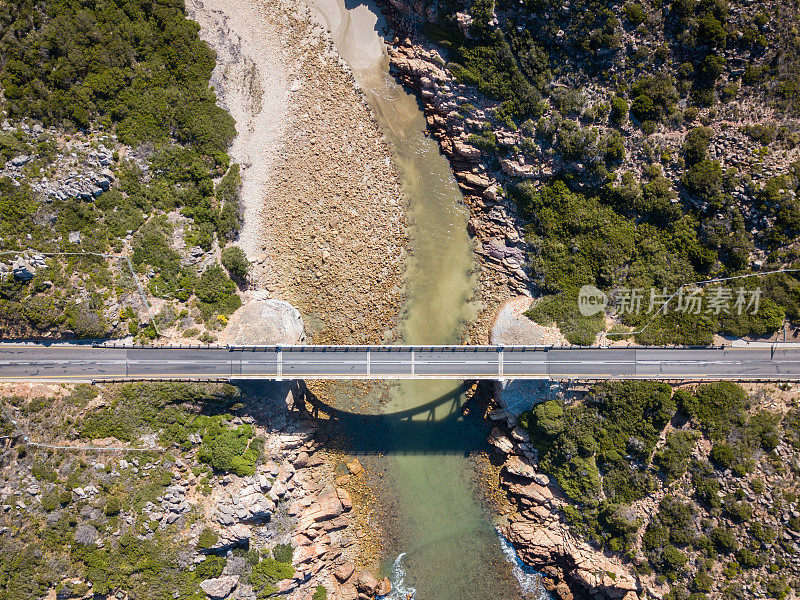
554, 582, 574, 600
347, 459, 364, 476
487, 427, 514, 454
336, 488, 353, 511
336, 583, 359, 600
335, 562, 356, 582
199, 576, 238, 599
375, 577, 392, 596
453, 140, 482, 161
504, 455, 537, 479
356, 571, 378, 594
505, 479, 553, 505
221, 299, 306, 345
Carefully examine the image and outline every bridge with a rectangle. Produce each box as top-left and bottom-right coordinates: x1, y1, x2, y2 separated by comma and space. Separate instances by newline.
2, 344, 800, 382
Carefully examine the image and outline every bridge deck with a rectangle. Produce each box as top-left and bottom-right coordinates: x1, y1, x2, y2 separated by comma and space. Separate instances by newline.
1, 344, 799, 382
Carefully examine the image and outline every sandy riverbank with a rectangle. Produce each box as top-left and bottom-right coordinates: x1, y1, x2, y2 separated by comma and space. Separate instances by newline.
189, 0, 408, 347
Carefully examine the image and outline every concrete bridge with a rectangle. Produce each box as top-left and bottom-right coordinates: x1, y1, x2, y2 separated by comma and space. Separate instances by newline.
2, 344, 800, 382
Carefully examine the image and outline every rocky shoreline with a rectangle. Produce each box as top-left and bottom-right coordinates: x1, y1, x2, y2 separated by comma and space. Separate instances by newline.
383, 37, 533, 344
485, 405, 641, 600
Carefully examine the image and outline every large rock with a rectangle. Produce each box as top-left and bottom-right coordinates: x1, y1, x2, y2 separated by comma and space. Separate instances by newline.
505, 479, 554, 505
200, 576, 238, 599
220, 299, 306, 345
503, 519, 640, 599
504, 455, 537, 479
375, 577, 392, 596
356, 571, 378, 594
488, 427, 514, 454
335, 562, 355, 582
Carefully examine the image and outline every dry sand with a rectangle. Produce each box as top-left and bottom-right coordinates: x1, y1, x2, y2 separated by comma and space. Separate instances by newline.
186, 0, 290, 259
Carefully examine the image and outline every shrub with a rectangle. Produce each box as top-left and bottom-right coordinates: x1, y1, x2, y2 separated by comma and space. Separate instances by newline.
104, 497, 121, 516
683, 160, 723, 198
692, 383, 748, 439
709, 526, 737, 553
249, 558, 295, 599
725, 499, 752, 522
312, 585, 328, 600
655, 431, 697, 483
709, 443, 735, 469
630, 75, 678, 122
40, 490, 62, 512
525, 293, 603, 345
216, 164, 242, 242
683, 127, 713, 165
662, 545, 688, 571
221, 246, 250, 281
610, 95, 628, 125
735, 547, 762, 568
272, 544, 293, 564
624, 2, 647, 25
197, 422, 261, 477
195, 556, 226, 580
691, 571, 713, 593
197, 528, 219, 550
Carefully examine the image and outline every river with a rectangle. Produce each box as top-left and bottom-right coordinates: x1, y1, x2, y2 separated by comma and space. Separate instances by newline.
302, 1, 534, 598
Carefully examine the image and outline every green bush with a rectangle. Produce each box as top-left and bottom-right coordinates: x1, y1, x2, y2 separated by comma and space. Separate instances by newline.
709, 443, 735, 469
197, 422, 261, 477
196, 265, 237, 304
272, 544, 293, 563
216, 164, 242, 242
662, 544, 688, 571
691, 382, 748, 439
221, 246, 250, 281
249, 557, 294, 599
709, 526, 737, 553
655, 431, 697, 483
683, 127, 713, 165
197, 528, 219, 550
195, 556, 226, 580
525, 293, 603, 345
40, 490, 62, 512
610, 95, 628, 126
623, 2, 647, 25
0, 0, 235, 159
312, 585, 328, 600
104, 496, 121, 516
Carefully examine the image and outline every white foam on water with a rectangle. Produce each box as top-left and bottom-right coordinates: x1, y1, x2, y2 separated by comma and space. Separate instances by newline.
383, 552, 417, 599
497, 528, 552, 600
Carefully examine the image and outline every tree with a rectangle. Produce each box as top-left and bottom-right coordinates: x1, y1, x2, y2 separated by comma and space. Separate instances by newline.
195, 265, 236, 304
221, 246, 250, 281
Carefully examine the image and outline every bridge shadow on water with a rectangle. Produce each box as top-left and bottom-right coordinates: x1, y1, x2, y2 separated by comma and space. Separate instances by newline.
236, 379, 492, 456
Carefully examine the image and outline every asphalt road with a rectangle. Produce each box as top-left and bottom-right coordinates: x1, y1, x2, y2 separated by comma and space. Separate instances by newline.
1, 344, 800, 382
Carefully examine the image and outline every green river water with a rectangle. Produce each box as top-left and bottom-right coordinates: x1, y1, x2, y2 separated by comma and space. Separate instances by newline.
303, 2, 545, 597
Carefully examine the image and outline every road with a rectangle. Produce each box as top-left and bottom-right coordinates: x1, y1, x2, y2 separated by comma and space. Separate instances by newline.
1, 344, 800, 382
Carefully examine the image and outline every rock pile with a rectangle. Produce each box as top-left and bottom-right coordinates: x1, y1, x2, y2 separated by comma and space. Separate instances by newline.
487, 409, 641, 600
